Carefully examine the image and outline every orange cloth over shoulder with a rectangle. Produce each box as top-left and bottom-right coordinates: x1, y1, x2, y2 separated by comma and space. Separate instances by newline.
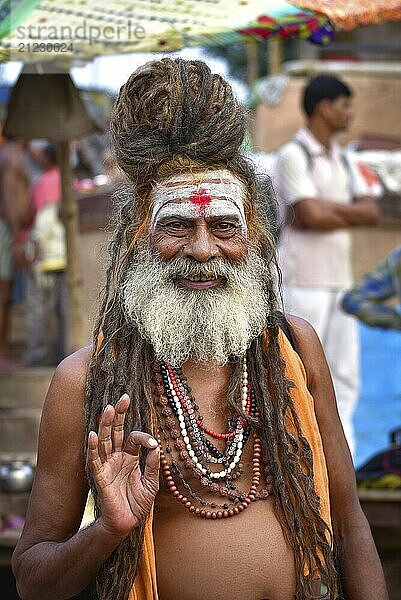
128, 505, 158, 600
129, 330, 331, 600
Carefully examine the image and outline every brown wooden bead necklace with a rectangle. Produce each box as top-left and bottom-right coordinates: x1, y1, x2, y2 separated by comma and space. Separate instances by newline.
153, 360, 273, 519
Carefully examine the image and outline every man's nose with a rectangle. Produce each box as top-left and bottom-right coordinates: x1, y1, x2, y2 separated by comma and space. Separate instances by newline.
182, 225, 219, 263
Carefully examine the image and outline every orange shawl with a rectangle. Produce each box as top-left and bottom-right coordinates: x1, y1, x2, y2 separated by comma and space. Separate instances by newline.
129, 330, 331, 600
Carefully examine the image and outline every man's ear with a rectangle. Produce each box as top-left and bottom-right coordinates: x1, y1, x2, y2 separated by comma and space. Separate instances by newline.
317, 98, 333, 119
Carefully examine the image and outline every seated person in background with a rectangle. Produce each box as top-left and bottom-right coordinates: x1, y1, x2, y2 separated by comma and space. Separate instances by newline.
342, 245, 401, 330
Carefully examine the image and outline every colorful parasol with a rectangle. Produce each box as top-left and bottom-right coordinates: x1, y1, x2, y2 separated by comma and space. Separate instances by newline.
0, 0, 333, 64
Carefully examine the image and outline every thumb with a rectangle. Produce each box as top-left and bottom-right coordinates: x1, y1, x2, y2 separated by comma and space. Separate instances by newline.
124, 431, 159, 457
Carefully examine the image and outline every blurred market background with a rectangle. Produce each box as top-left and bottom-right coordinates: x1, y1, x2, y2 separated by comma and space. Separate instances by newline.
0, 1, 401, 598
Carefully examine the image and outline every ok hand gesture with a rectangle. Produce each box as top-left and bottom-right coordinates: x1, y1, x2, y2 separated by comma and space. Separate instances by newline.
88, 394, 160, 538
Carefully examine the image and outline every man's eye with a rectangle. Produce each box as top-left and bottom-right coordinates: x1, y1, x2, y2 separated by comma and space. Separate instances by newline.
215, 222, 237, 231
163, 221, 186, 230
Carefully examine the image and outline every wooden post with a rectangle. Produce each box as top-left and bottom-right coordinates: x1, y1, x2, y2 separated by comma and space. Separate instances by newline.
247, 41, 259, 87
268, 38, 283, 75
57, 140, 85, 351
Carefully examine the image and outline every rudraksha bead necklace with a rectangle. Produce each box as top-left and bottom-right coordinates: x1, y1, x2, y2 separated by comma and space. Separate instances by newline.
153, 359, 273, 519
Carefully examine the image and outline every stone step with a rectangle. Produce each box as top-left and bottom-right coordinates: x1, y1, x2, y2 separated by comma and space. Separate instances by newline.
0, 369, 54, 467
0, 368, 54, 409
10, 302, 26, 346
0, 408, 42, 455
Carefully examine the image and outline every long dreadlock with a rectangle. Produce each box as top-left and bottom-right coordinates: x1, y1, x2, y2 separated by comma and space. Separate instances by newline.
84, 57, 338, 600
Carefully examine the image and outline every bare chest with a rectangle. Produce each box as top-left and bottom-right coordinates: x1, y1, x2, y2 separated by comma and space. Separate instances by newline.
152, 363, 296, 599
153, 490, 296, 600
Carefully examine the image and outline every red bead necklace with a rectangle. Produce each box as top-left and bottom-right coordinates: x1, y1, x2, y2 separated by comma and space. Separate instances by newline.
167, 363, 251, 440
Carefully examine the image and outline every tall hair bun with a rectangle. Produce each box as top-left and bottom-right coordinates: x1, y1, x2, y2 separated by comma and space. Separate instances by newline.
111, 58, 246, 183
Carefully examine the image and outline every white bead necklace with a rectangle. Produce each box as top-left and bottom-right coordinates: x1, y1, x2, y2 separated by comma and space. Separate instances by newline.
164, 358, 250, 480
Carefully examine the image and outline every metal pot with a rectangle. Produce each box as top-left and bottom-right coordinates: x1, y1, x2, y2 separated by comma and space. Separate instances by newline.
0, 460, 35, 493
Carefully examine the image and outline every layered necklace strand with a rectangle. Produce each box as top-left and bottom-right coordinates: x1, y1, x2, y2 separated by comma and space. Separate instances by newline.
153, 358, 273, 519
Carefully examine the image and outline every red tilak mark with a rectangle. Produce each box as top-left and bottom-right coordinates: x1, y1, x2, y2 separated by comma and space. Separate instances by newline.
189, 187, 211, 216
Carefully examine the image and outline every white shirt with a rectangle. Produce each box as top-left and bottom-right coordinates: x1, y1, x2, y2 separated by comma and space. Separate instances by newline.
275, 127, 368, 289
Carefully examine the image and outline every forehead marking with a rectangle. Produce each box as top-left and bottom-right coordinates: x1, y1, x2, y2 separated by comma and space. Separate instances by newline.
189, 187, 212, 217
149, 169, 248, 234
153, 199, 247, 236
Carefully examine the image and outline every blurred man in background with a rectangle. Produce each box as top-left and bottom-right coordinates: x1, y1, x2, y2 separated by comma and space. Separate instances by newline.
24, 142, 67, 366
0, 137, 30, 369
275, 75, 379, 457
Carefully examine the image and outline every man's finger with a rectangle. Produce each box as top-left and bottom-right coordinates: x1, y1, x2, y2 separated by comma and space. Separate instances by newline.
111, 394, 130, 452
87, 431, 103, 475
124, 431, 158, 457
98, 405, 114, 462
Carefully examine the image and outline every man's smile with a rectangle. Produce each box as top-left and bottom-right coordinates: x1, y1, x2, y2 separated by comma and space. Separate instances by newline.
175, 275, 226, 290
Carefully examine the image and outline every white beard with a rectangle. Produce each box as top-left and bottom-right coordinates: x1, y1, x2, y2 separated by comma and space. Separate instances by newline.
122, 246, 271, 366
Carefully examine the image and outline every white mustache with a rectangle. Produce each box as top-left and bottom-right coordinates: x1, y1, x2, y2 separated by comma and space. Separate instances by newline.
161, 257, 242, 282
122, 247, 271, 366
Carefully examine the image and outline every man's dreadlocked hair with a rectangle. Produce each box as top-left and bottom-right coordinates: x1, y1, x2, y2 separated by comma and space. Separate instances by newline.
85, 58, 338, 600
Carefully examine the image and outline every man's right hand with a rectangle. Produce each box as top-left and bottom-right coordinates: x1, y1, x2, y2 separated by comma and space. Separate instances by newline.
87, 394, 160, 539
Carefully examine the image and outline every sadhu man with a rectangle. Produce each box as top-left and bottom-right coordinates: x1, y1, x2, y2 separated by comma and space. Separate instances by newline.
12, 59, 388, 600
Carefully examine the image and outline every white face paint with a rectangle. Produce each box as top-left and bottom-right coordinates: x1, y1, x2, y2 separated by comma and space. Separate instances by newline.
155, 199, 246, 233
149, 169, 247, 235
